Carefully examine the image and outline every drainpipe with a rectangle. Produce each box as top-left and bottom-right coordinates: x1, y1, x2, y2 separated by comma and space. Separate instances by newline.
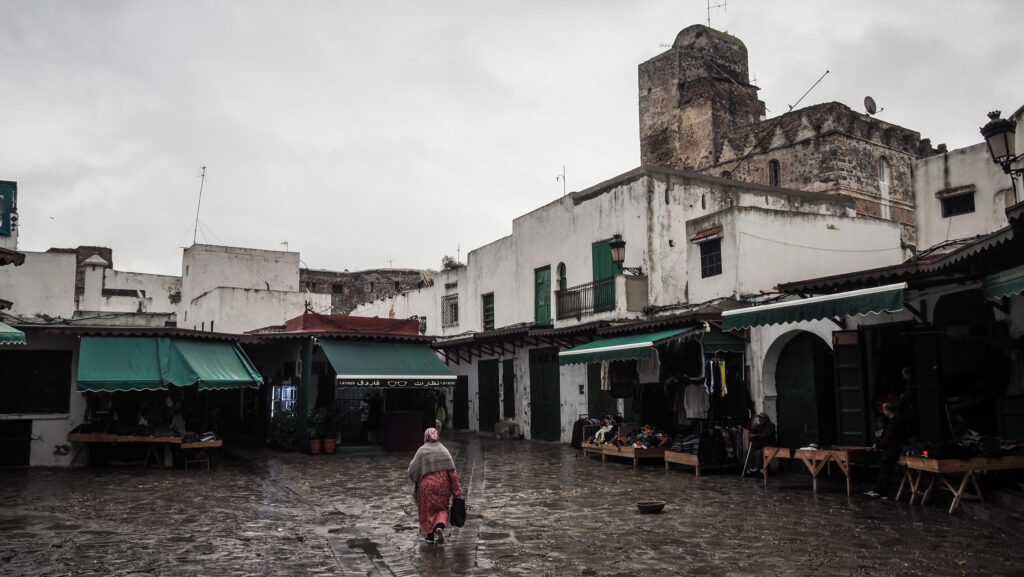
297, 337, 314, 452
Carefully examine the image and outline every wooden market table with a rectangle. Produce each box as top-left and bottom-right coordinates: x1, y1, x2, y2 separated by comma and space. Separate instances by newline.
581, 442, 604, 460
664, 450, 701, 476
67, 433, 222, 469
600, 444, 666, 468
896, 455, 1024, 513
762, 445, 877, 496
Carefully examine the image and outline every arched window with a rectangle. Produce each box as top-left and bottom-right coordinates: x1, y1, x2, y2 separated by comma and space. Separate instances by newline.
557, 262, 567, 291
768, 160, 781, 187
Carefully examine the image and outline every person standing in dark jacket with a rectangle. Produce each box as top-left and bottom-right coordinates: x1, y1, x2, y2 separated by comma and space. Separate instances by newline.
865, 402, 905, 499
745, 413, 776, 475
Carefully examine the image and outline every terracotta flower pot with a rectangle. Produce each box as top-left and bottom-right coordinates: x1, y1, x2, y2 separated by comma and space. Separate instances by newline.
309, 439, 321, 454
322, 438, 336, 454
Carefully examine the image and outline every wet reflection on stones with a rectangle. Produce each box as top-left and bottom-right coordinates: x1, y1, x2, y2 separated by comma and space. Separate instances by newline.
1, 431, 1023, 576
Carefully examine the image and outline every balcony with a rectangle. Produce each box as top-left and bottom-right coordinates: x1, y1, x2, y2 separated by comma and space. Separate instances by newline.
555, 275, 647, 320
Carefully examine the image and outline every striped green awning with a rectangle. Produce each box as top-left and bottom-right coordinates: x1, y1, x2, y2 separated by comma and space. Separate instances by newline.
721, 283, 907, 331
0, 321, 26, 346
77, 336, 263, 392
983, 264, 1024, 301
320, 340, 456, 388
558, 326, 698, 366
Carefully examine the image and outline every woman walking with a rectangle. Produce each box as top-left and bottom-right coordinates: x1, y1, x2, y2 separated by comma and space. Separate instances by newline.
407, 428, 462, 543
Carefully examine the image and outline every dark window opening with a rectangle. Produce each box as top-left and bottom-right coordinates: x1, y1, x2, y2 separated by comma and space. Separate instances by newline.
0, 350, 72, 414
700, 238, 723, 278
332, 284, 344, 294
941, 194, 975, 218
768, 160, 781, 187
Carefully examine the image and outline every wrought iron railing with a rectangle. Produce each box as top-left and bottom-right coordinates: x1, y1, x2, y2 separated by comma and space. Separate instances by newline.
555, 277, 616, 319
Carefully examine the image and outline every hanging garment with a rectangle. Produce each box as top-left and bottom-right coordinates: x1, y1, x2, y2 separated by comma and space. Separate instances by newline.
637, 349, 661, 384
683, 340, 706, 382
600, 361, 611, 391
684, 383, 710, 419
718, 361, 727, 398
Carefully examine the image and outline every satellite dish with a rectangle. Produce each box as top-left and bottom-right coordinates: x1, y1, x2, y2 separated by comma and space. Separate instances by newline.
864, 96, 877, 115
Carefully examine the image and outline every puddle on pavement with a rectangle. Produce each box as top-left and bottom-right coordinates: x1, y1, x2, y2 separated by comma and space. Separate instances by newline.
347, 538, 382, 559
479, 532, 508, 540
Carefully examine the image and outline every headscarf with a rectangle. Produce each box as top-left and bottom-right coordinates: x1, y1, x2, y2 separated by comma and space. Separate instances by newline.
424, 427, 440, 443
408, 430, 456, 487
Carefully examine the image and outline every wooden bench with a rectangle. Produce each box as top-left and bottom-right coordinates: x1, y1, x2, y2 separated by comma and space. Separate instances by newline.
601, 445, 665, 469
896, 455, 1024, 513
664, 450, 700, 476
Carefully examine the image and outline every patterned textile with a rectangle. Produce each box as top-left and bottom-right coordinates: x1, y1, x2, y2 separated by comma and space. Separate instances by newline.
417, 469, 462, 535
424, 428, 439, 443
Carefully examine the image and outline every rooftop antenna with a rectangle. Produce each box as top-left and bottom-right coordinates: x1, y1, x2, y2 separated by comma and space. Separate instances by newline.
280, 240, 288, 251
556, 165, 566, 196
707, 0, 726, 28
192, 166, 206, 245
864, 95, 885, 116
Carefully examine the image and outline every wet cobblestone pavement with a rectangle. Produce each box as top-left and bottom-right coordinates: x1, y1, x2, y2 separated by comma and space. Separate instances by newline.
2, 432, 1023, 576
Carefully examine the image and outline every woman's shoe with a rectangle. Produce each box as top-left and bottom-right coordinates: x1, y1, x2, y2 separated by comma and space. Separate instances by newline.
424, 532, 434, 542
433, 526, 444, 544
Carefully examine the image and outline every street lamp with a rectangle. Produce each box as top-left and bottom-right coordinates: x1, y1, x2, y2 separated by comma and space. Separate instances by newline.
980, 110, 1022, 202
608, 234, 643, 276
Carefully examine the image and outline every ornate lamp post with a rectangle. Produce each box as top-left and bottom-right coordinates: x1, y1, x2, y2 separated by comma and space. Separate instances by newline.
608, 234, 643, 276
980, 110, 1022, 203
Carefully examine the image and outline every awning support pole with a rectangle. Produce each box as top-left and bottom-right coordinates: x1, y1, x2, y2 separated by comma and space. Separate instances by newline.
904, 301, 927, 323
297, 338, 314, 452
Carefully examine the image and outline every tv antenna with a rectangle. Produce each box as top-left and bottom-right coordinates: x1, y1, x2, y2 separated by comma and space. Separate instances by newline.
707, 0, 726, 28
864, 95, 885, 116
556, 165, 566, 196
192, 166, 206, 245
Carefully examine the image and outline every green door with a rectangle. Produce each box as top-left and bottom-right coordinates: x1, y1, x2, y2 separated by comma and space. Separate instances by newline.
478, 359, 500, 432
833, 330, 868, 446
587, 363, 619, 418
453, 375, 469, 430
535, 266, 551, 325
592, 240, 621, 312
529, 347, 561, 441
776, 332, 835, 447
502, 359, 515, 420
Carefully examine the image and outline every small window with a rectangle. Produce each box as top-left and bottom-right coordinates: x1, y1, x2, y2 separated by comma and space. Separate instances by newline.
557, 262, 567, 291
482, 293, 495, 330
394, 281, 401, 291
210, 320, 214, 333
700, 238, 723, 278
768, 160, 781, 187
941, 194, 975, 218
332, 284, 345, 294
878, 158, 890, 185
442, 294, 459, 327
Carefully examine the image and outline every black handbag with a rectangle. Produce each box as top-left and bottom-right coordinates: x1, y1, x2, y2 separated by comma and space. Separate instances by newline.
450, 496, 466, 527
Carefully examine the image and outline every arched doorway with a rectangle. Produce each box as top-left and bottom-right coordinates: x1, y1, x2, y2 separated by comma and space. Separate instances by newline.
775, 332, 836, 448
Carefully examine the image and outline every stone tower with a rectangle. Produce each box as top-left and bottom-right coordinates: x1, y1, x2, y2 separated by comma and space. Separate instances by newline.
639, 25, 764, 171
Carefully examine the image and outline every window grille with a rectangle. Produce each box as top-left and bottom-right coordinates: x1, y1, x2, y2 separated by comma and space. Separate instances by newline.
700, 238, 723, 278
442, 294, 459, 327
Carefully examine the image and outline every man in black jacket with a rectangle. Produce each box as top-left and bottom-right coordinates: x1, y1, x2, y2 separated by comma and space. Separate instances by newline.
865, 402, 905, 499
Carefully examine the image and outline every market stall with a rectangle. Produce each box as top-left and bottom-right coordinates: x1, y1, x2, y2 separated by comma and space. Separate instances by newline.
69, 334, 262, 467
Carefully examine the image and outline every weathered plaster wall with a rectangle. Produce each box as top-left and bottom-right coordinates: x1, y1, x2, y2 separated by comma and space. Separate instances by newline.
300, 268, 431, 315
914, 141, 1014, 249
188, 287, 330, 334
96, 269, 182, 315
182, 244, 299, 304
0, 251, 77, 318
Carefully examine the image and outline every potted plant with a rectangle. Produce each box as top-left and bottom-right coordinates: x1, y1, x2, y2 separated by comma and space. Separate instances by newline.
307, 407, 325, 455
321, 406, 340, 454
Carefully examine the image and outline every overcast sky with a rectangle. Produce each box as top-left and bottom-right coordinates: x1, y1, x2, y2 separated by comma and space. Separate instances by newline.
2, 1, 1021, 276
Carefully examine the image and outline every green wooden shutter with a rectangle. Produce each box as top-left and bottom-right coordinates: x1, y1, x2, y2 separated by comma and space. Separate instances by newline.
592, 240, 621, 312
0, 182, 14, 237
535, 266, 551, 325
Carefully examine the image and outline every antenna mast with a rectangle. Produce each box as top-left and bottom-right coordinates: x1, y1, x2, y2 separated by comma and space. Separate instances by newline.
192, 166, 207, 245
556, 165, 566, 196
707, 0, 726, 28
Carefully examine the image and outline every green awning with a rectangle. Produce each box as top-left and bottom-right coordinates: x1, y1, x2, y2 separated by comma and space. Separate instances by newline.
721, 282, 906, 331
558, 326, 698, 366
320, 340, 456, 388
77, 337, 263, 392
0, 321, 26, 346
983, 264, 1024, 301
702, 326, 745, 354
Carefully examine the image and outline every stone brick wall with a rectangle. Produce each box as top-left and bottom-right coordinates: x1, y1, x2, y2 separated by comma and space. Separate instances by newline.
638, 24, 939, 242
300, 268, 432, 315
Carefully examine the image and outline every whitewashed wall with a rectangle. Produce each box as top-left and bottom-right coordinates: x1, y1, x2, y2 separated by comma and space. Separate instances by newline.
686, 207, 903, 303
914, 141, 1015, 250
0, 251, 77, 319
182, 244, 300, 304
188, 286, 330, 334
